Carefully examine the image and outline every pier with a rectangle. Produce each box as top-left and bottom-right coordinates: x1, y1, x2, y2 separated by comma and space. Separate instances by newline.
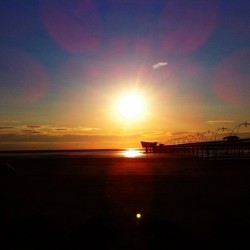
141, 122, 250, 159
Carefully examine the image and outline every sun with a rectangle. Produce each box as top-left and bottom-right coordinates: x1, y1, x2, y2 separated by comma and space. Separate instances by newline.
117, 92, 145, 121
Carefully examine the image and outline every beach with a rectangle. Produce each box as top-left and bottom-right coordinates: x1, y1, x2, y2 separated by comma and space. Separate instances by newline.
1, 152, 250, 249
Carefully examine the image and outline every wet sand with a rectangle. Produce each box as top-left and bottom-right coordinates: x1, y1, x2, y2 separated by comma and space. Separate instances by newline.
1, 155, 250, 249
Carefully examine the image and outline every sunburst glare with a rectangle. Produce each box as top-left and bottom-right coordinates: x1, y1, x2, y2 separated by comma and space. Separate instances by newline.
117, 92, 145, 121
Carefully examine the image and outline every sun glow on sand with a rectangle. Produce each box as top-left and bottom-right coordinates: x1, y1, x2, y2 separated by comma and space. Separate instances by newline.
122, 148, 143, 158
122, 149, 143, 158
117, 92, 145, 121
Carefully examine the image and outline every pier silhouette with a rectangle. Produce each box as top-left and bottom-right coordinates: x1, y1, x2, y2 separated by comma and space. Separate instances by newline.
141, 122, 250, 159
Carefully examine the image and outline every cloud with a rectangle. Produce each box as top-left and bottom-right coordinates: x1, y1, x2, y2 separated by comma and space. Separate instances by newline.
170, 131, 191, 136
141, 131, 169, 136
0, 132, 145, 150
0, 126, 13, 130
21, 130, 34, 133
207, 120, 235, 124
0, 124, 103, 137
81, 127, 100, 131
0, 132, 141, 143
21, 130, 43, 134
152, 62, 168, 69
1, 120, 21, 124
51, 126, 101, 134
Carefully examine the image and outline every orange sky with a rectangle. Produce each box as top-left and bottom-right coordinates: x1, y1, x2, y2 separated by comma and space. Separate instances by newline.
1, 1, 250, 150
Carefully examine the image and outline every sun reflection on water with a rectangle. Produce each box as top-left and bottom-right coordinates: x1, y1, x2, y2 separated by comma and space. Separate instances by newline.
122, 149, 143, 158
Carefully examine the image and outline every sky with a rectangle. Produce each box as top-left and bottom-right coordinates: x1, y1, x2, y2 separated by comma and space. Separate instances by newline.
0, 0, 250, 150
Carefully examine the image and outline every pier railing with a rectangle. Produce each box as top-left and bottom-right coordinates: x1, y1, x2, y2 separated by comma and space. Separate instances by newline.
142, 139, 250, 159
141, 122, 250, 159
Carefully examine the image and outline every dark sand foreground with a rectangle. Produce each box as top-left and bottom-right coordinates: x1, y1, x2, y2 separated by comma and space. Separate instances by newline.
1, 155, 250, 249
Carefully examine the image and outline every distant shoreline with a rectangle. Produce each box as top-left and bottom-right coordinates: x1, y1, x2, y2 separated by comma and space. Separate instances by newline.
0, 148, 129, 154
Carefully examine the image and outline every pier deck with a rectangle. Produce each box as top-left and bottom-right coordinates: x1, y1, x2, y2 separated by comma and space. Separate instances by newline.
141, 138, 250, 159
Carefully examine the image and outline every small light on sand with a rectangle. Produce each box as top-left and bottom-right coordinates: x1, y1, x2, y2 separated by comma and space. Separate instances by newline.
136, 213, 142, 219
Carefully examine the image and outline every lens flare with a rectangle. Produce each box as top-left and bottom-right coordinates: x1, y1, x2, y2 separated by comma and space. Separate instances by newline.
0, 47, 49, 105
117, 92, 145, 121
212, 49, 250, 104
41, 0, 101, 54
